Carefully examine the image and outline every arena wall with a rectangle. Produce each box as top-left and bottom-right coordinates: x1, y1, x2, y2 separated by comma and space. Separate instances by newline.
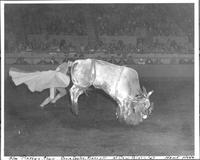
26, 35, 191, 49
5, 54, 194, 80
5, 64, 194, 80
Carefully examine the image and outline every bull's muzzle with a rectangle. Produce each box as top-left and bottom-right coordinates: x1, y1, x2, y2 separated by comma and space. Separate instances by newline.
148, 102, 154, 115
141, 102, 154, 119
70, 102, 79, 116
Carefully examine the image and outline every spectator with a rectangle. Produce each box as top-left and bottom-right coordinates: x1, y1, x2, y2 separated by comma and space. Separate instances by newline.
59, 39, 67, 52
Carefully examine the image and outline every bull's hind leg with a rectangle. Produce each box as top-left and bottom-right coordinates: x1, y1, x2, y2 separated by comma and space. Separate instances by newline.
69, 85, 84, 115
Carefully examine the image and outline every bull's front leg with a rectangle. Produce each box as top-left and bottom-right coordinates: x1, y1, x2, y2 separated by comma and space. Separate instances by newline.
69, 85, 84, 115
116, 101, 125, 122
116, 99, 132, 123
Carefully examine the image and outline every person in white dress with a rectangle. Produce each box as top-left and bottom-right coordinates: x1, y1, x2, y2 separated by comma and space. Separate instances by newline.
39, 61, 72, 107
9, 61, 73, 108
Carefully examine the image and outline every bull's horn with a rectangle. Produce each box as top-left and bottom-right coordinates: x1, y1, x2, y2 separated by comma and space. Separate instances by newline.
147, 90, 154, 98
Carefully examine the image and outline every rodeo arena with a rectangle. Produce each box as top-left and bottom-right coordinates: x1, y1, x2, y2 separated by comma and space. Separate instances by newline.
2, 3, 197, 159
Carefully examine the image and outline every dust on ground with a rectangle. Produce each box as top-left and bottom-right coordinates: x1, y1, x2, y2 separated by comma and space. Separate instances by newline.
4, 78, 194, 156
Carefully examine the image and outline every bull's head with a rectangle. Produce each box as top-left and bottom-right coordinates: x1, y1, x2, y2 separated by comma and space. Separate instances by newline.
126, 87, 154, 125
136, 86, 154, 119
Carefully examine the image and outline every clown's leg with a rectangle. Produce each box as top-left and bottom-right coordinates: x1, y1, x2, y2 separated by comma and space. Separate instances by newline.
51, 87, 66, 103
40, 88, 55, 107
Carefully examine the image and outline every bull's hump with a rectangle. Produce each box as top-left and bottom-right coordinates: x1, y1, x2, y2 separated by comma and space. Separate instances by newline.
96, 59, 121, 67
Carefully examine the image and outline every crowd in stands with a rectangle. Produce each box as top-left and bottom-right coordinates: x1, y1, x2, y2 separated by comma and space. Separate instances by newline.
95, 6, 193, 38
7, 36, 192, 55
18, 4, 191, 38
13, 52, 194, 66
5, 4, 194, 55
10, 35, 193, 66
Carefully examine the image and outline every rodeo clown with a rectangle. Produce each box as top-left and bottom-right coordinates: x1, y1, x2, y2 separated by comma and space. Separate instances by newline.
9, 61, 73, 108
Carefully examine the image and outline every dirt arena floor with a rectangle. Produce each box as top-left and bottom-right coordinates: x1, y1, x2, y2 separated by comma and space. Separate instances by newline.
4, 76, 194, 156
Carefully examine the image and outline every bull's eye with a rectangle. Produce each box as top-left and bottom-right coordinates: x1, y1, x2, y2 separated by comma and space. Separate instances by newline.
143, 109, 148, 115
132, 107, 136, 113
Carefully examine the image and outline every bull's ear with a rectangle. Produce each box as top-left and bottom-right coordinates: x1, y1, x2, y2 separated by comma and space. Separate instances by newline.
147, 90, 154, 98
138, 88, 143, 96
142, 86, 147, 96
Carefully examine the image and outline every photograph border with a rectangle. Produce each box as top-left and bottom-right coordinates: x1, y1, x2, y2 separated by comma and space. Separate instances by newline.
1, 0, 199, 159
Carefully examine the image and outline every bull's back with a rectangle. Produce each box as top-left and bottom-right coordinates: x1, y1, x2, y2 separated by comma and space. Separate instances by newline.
94, 60, 128, 97
71, 59, 140, 98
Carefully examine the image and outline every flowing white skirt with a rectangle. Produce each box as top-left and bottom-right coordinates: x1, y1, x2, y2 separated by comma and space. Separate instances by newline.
9, 67, 70, 92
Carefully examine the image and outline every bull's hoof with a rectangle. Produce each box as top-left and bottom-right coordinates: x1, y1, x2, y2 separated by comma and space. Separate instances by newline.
118, 116, 124, 123
70, 105, 79, 116
70, 108, 78, 116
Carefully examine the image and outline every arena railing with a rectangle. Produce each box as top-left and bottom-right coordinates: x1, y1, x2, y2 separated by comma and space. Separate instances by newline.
5, 52, 194, 65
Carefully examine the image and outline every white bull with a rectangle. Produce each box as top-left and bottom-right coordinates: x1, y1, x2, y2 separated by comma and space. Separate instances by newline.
69, 59, 154, 125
